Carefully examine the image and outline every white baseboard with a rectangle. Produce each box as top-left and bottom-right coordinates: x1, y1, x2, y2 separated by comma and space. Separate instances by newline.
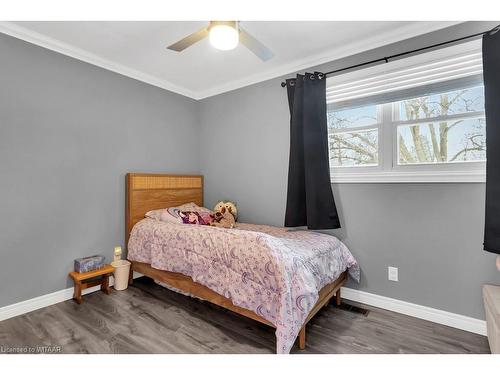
0, 272, 143, 322
341, 287, 487, 336
0, 277, 487, 337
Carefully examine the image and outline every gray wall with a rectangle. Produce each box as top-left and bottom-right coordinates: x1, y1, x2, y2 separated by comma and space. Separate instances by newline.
2, 22, 500, 320
199, 22, 500, 319
0, 34, 200, 307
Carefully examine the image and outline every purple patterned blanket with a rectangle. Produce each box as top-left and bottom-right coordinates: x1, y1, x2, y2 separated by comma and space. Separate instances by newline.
127, 219, 359, 353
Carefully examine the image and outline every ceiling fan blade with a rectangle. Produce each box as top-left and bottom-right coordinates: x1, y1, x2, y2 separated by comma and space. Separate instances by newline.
167, 27, 209, 52
239, 27, 274, 61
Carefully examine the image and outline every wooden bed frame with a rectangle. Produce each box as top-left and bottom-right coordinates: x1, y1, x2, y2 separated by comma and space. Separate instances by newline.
125, 173, 347, 352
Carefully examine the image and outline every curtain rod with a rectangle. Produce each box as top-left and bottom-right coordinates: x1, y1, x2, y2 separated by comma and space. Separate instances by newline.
280, 24, 500, 88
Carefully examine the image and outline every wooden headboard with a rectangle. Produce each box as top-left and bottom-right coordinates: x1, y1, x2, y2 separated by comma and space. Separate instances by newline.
125, 173, 203, 246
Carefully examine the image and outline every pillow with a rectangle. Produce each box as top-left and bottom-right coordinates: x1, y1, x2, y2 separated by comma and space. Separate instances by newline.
177, 202, 213, 213
145, 209, 164, 220
180, 211, 214, 226
160, 207, 184, 224
145, 202, 213, 223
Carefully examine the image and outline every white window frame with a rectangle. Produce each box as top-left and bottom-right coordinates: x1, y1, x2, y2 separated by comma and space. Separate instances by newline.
328, 42, 486, 184
330, 101, 486, 183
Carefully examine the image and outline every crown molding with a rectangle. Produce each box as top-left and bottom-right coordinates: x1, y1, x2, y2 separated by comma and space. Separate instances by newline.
0, 21, 462, 101
0, 21, 199, 99
195, 21, 462, 99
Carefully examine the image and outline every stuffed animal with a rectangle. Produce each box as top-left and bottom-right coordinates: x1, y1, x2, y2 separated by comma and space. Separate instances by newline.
210, 201, 237, 229
210, 208, 235, 229
213, 201, 238, 221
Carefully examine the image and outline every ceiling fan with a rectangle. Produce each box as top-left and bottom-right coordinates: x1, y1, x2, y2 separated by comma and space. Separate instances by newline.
167, 21, 274, 62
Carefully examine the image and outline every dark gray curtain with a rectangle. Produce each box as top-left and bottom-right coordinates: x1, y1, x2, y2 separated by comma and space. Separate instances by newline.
483, 31, 500, 254
284, 72, 340, 230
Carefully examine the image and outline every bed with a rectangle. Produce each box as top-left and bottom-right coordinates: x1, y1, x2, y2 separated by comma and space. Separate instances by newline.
125, 173, 359, 353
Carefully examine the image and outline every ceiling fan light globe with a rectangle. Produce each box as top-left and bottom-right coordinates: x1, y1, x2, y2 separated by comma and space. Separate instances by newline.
209, 24, 239, 51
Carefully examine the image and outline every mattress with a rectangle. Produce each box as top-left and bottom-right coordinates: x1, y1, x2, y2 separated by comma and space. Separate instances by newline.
128, 218, 359, 353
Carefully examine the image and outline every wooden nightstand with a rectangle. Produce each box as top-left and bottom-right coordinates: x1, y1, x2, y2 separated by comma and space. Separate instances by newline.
69, 264, 114, 304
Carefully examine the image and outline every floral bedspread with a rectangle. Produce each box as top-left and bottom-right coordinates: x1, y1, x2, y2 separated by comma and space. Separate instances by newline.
127, 219, 359, 353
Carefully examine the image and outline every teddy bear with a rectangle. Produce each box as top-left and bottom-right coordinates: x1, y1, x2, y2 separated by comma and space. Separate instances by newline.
213, 201, 238, 220
210, 201, 237, 229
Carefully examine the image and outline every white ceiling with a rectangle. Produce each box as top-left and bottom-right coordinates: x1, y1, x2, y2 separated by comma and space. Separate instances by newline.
0, 21, 459, 99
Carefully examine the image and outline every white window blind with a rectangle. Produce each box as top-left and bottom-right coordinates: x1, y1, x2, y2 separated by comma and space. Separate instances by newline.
326, 40, 483, 110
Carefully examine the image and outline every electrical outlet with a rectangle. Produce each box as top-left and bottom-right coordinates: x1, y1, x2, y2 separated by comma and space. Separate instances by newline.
388, 266, 398, 282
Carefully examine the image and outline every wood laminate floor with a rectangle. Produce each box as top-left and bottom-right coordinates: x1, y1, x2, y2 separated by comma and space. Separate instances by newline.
0, 277, 490, 354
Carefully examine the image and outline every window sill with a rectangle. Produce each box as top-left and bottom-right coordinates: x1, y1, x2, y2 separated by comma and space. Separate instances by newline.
330, 170, 486, 184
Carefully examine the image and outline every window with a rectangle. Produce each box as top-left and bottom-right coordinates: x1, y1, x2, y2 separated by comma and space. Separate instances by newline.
326, 41, 486, 183
328, 104, 379, 167
395, 87, 485, 165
